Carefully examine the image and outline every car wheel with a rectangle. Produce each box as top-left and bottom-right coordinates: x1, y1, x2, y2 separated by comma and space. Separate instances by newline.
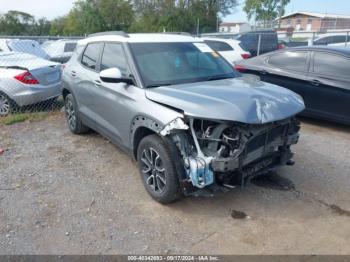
137, 134, 182, 204
0, 93, 16, 117
64, 94, 89, 134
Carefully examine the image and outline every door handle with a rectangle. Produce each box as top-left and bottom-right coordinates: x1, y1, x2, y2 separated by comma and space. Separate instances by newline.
94, 80, 102, 87
310, 79, 321, 86
260, 70, 268, 75
71, 71, 77, 77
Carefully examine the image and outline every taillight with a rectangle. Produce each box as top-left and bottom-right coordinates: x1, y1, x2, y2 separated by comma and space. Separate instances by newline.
241, 53, 251, 59
234, 64, 246, 72
277, 43, 285, 49
14, 71, 39, 85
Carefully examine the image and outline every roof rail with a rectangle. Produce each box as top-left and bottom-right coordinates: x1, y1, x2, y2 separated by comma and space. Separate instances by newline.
88, 31, 129, 38
162, 32, 192, 36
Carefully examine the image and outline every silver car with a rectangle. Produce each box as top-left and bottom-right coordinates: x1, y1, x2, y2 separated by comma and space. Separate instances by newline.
0, 52, 62, 116
62, 32, 305, 204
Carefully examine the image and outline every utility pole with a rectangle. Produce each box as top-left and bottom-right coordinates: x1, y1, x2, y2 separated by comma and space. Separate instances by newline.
196, 18, 200, 36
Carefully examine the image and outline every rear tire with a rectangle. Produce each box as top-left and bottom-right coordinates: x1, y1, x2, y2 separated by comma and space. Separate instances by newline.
0, 92, 17, 117
64, 94, 89, 134
137, 134, 182, 204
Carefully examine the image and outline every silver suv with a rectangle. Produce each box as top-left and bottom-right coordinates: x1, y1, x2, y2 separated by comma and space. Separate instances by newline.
62, 32, 305, 204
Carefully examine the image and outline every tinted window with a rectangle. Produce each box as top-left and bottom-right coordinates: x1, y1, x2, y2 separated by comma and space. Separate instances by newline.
64, 43, 77, 52
314, 52, 350, 78
100, 43, 127, 73
332, 35, 347, 44
239, 34, 258, 52
314, 36, 332, 45
260, 34, 278, 52
268, 51, 307, 71
204, 40, 233, 51
81, 43, 102, 70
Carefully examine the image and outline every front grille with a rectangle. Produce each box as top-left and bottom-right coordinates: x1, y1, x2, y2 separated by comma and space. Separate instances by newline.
246, 125, 286, 153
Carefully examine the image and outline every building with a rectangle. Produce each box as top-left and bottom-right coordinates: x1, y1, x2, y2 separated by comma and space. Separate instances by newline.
219, 22, 251, 34
279, 11, 350, 32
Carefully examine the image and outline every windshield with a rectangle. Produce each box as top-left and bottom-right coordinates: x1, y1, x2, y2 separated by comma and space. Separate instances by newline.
129, 42, 239, 88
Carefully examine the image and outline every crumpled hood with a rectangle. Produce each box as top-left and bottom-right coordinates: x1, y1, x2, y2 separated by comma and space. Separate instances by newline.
145, 77, 305, 124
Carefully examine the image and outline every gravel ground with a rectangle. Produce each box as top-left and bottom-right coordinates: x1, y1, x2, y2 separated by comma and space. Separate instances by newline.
0, 113, 349, 255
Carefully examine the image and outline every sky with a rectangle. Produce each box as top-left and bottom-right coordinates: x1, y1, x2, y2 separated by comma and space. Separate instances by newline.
0, 0, 350, 21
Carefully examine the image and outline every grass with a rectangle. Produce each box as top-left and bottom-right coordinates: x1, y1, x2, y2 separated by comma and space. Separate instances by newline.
0, 112, 50, 126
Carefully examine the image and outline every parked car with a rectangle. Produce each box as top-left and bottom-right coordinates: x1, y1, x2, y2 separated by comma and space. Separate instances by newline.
42, 40, 78, 63
0, 39, 49, 59
234, 46, 350, 125
310, 33, 350, 47
233, 30, 279, 56
201, 37, 251, 64
0, 52, 62, 116
62, 32, 304, 203
278, 37, 308, 48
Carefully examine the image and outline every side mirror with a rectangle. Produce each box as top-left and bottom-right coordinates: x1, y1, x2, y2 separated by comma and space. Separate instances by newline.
100, 67, 134, 85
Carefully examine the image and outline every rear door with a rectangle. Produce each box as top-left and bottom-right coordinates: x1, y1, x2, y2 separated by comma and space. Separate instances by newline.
305, 51, 350, 122
73, 42, 104, 120
259, 51, 310, 99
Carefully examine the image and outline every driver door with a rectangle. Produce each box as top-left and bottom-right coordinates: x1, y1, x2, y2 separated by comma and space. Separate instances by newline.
91, 42, 136, 145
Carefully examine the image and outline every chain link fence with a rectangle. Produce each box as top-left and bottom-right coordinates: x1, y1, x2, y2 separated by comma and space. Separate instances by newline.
0, 36, 83, 119
1, 28, 350, 120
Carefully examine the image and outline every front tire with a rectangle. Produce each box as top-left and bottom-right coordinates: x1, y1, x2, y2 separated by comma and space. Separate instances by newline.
64, 94, 89, 134
137, 135, 182, 204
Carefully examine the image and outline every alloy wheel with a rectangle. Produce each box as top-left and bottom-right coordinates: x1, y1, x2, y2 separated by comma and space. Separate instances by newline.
65, 99, 76, 130
0, 94, 10, 116
140, 147, 167, 194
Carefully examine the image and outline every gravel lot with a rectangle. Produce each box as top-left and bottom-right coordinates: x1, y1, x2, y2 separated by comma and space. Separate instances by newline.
0, 113, 350, 255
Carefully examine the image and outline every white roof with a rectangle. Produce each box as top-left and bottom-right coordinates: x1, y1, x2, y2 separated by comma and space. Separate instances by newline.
281, 11, 350, 19
201, 37, 240, 44
79, 33, 202, 46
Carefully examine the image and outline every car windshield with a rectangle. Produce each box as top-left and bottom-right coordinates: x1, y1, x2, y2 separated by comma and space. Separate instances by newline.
129, 42, 238, 88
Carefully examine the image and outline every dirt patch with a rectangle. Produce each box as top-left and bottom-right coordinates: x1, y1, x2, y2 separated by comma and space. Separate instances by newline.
1, 113, 350, 254
231, 210, 249, 220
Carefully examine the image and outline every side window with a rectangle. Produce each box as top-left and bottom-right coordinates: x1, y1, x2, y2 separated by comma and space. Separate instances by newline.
313, 52, 350, 78
332, 35, 347, 44
239, 34, 258, 52
204, 40, 233, 51
64, 43, 77, 52
261, 34, 278, 51
268, 51, 307, 71
81, 43, 102, 70
315, 36, 332, 45
100, 43, 127, 74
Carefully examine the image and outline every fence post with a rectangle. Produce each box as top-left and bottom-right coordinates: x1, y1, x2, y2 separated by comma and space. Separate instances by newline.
257, 33, 261, 56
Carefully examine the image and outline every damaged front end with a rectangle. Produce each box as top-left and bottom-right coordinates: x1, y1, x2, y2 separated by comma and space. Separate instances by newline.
160, 116, 300, 193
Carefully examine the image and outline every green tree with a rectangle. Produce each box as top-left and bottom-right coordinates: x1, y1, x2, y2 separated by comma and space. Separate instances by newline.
243, 0, 290, 26
50, 16, 68, 36
0, 10, 35, 35
130, 0, 238, 34
33, 18, 51, 35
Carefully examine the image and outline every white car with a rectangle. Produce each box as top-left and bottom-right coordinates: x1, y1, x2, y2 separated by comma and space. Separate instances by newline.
42, 39, 78, 63
201, 37, 251, 65
0, 52, 62, 116
0, 39, 49, 59
309, 33, 350, 47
